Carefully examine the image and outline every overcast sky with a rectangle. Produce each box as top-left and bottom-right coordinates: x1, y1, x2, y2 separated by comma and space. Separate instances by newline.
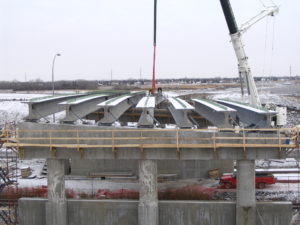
0, 0, 299, 81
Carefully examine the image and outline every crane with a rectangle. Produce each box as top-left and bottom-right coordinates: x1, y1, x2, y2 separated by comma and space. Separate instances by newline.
219, 0, 279, 107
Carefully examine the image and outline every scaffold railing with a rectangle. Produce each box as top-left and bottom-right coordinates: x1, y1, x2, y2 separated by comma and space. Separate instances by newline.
1, 126, 299, 152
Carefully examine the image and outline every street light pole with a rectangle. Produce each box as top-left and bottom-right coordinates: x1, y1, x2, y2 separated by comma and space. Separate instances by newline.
52, 53, 61, 96
51, 53, 61, 122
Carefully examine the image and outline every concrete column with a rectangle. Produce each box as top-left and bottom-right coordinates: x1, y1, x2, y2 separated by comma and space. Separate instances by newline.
236, 159, 256, 225
46, 159, 69, 225
138, 160, 158, 225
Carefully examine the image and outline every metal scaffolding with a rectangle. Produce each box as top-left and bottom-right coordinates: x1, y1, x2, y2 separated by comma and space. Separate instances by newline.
0, 122, 18, 225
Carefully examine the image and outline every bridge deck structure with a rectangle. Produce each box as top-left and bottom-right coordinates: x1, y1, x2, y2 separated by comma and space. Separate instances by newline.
2, 122, 299, 160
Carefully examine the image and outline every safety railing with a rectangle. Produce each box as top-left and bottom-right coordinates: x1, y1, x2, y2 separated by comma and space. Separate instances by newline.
1, 127, 299, 152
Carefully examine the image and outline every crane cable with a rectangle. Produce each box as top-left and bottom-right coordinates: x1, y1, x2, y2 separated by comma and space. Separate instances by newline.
259, 0, 276, 7
269, 16, 276, 76
262, 15, 276, 79
262, 17, 269, 77
259, 0, 266, 7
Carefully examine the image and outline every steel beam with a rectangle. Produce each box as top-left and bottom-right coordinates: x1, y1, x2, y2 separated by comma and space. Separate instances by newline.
60, 94, 110, 124
98, 93, 145, 125
24, 94, 85, 122
136, 96, 156, 128
193, 98, 237, 128
168, 97, 194, 128
216, 100, 276, 128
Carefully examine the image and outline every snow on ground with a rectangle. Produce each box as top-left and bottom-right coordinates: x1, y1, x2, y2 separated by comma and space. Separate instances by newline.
210, 86, 300, 110
0, 93, 46, 126
0, 93, 45, 101
0, 101, 27, 125
256, 159, 299, 168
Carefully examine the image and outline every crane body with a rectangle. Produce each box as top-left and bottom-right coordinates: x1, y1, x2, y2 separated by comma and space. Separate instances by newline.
220, 0, 279, 108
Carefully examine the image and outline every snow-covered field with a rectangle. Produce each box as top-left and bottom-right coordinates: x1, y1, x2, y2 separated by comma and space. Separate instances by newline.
209, 83, 300, 111
0, 93, 45, 125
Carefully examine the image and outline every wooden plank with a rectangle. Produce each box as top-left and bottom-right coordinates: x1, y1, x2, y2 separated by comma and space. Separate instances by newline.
5, 142, 296, 149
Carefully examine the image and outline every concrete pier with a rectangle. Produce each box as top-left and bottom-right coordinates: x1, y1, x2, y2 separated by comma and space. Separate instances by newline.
236, 160, 256, 225
138, 160, 158, 225
46, 159, 69, 225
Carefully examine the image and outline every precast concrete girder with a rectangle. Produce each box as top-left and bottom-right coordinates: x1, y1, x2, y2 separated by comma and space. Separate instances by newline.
193, 98, 237, 128
98, 93, 145, 126
60, 94, 111, 124
216, 100, 276, 128
24, 94, 85, 122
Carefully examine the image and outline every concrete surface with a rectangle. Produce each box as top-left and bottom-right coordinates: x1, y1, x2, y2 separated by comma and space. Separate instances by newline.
46, 159, 68, 225
236, 160, 256, 225
18, 199, 292, 225
138, 160, 158, 225
17, 122, 288, 160
70, 159, 233, 179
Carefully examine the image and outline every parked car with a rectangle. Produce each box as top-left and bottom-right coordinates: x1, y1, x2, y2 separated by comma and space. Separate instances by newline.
219, 173, 277, 189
